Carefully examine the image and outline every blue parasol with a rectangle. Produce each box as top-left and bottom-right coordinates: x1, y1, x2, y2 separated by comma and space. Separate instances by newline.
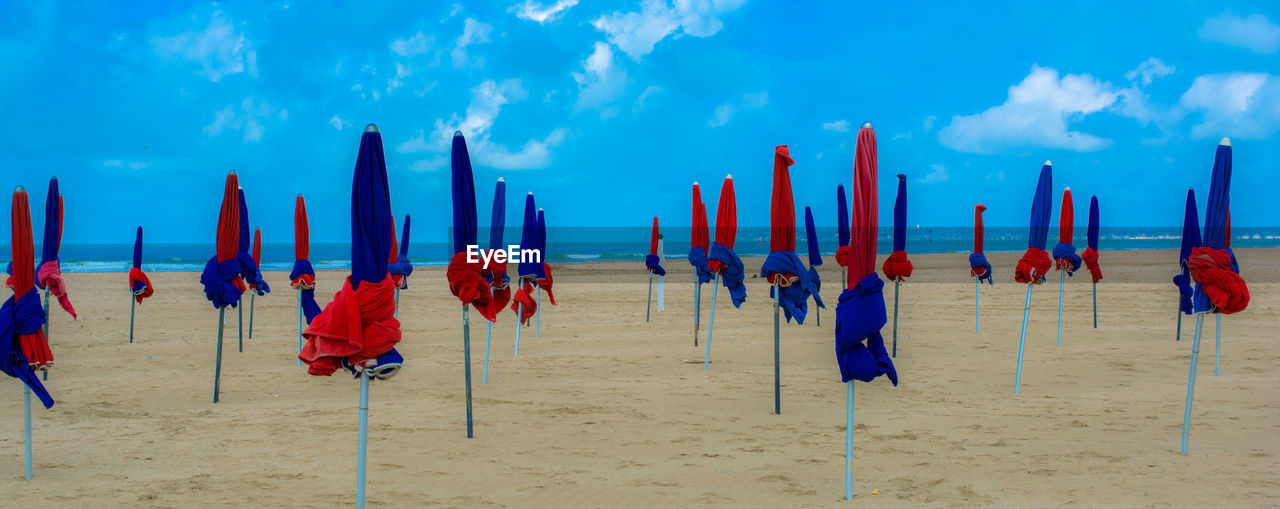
482, 178, 507, 384
803, 206, 824, 328
1174, 188, 1201, 336
1013, 161, 1053, 394
883, 174, 913, 357
448, 130, 478, 439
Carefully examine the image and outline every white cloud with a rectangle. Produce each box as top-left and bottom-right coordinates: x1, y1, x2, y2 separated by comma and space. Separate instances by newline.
821, 119, 850, 133
923, 115, 936, 131
1180, 72, 1280, 139
1199, 13, 1280, 54
400, 79, 568, 170
707, 91, 767, 127
151, 10, 257, 82
452, 18, 493, 68
390, 32, 433, 57
591, 0, 746, 61
329, 115, 348, 130
511, 0, 578, 24
573, 42, 629, 115
937, 65, 1117, 154
1125, 57, 1175, 86
102, 159, 147, 170
203, 97, 282, 142
634, 85, 663, 111
918, 164, 949, 184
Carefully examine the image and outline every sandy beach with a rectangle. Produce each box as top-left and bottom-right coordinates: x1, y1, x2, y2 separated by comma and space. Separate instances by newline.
2, 248, 1277, 507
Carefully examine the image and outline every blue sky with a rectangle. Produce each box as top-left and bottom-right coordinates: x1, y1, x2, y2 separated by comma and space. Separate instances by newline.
1, 1, 1278, 244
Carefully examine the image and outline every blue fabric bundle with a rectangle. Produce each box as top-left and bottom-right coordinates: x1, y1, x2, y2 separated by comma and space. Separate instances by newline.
969, 253, 993, 285
708, 242, 746, 308
687, 247, 713, 284
1052, 242, 1082, 275
760, 251, 823, 324
201, 256, 244, 309
1173, 273, 1194, 314
834, 273, 897, 385
645, 254, 666, 276
290, 259, 322, 323
389, 214, 413, 287
1, 289, 53, 408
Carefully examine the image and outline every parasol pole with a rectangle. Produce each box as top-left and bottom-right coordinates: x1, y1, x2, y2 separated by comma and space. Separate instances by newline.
42, 291, 48, 381
891, 279, 901, 356
483, 321, 493, 384
238, 302, 243, 353
1181, 313, 1205, 454
1214, 314, 1221, 376
1092, 283, 1097, 329
394, 288, 400, 318
214, 306, 225, 403
24, 386, 32, 479
536, 286, 541, 337
129, 294, 136, 344
693, 277, 700, 346
844, 381, 853, 501
463, 304, 474, 438
1176, 305, 1182, 341
250, 290, 258, 337
703, 273, 720, 370
296, 290, 303, 367
356, 368, 369, 508
772, 285, 781, 415
974, 277, 980, 335
1056, 271, 1064, 347
646, 272, 653, 322
1014, 285, 1033, 393
514, 299, 523, 356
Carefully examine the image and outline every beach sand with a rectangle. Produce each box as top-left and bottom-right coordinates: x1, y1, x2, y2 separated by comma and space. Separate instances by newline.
2, 248, 1277, 506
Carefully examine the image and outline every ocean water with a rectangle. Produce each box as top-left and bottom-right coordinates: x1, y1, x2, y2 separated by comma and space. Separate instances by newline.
11, 226, 1279, 273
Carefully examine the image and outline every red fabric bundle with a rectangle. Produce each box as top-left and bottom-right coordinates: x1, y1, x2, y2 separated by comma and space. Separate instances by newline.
1014, 248, 1052, 284
446, 251, 500, 322
128, 267, 154, 303
766, 272, 798, 287
834, 245, 850, 268
484, 260, 511, 316
511, 279, 537, 324
1188, 247, 1249, 314
539, 263, 556, 305
970, 264, 987, 278
299, 275, 401, 376
291, 273, 316, 290
1081, 247, 1102, 284
881, 250, 913, 281
37, 261, 77, 319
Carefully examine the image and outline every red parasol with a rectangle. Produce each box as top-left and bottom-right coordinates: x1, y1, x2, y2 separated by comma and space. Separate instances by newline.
250, 229, 262, 289
1059, 189, 1074, 245
216, 173, 241, 264
649, 216, 660, 256
691, 183, 709, 253
974, 204, 986, 253
295, 195, 310, 261
769, 146, 796, 253
847, 124, 878, 287
714, 176, 737, 249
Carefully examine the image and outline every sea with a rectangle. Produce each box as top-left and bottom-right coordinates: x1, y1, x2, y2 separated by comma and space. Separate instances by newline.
14, 226, 1280, 273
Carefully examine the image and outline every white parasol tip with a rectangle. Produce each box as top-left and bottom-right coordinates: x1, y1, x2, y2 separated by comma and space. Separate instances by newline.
365, 124, 379, 133
50, 176, 57, 180
693, 181, 699, 186
454, 130, 464, 138
297, 193, 303, 197
726, 174, 733, 179
528, 191, 534, 195
1219, 137, 1231, 146
229, 169, 237, 175
1065, 186, 1071, 191
861, 121, 873, 129
497, 177, 505, 182
538, 208, 543, 211
15, 185, 25, 193
1044, 160, 1052, 166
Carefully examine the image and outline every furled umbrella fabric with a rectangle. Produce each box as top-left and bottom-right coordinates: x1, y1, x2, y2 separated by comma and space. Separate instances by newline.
881, 174, 913, 281
536, 209, 556, 305
36, 177, 75, 319
483, 179, 511, 313
129, 227, 154, 303
510, 193, 539, 324
2, 186, 54, 408
290, 194, 321, 323
446, 132, 501, 322
200, 173, 245, 309
646, 217, 666, 276
236, 190, 270, 295
299, 125, 403, 377
250, 229, 263, 290
761, 146, 820, 323
1052, 189, 1082, 275
970, 205, 992, 284
388, 215, 413, 289
834, 184, 851, 272
1190, 141, 1249, 314
1015, 164, 1053, 284
803, 206, 824, 300
835, 123, 896, 385
708, 176, 746, 307
1174, 189, 1201, 315
1082, 196, 1102, 283
688, 183, 713, 284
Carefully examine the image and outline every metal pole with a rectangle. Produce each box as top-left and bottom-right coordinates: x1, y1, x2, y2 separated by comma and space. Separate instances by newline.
238, 302, 243, 353
42, 291, 48, 382
394, 288, 399, 318
1214, 314, 1221, 377
24, 386, 32, 480
1056, 271, 1064, 347
646, 272, 653, 323
1181, 313, 1205, 455
891, 280, 900, 357
356, 369, 369, 508
693, 277, 700, 346
214, 307, 225, 403
463, 305, 474, 438
514, 301, 523, 356
297, 290, 303, 367
1092, 283, 1097, 329
703, 273, 719, 371
773, 286, 781, 415
1176, 306, 1182, 341
249, 292, 255, 339
845, 381, 853, 501
1014, 285, 1033, 394
536, 286, 541, 337
129, 296, 136, 344
974, 277, 980, 335
483, 321, 493, 384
